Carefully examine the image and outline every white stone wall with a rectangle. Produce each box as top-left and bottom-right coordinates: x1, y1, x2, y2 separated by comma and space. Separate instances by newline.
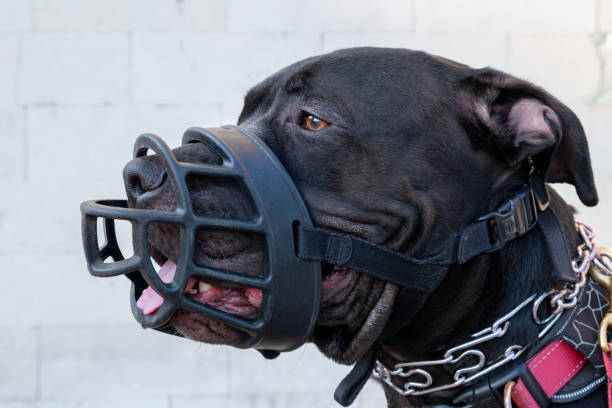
1, 1, 611, 407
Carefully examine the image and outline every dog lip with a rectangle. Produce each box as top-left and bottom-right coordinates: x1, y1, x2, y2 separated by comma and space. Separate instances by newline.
148, 242, 357, 305
143, 219, 359, 339
321, 265, 357, 303
136, 257, 262, 319
185, 283, 261, 319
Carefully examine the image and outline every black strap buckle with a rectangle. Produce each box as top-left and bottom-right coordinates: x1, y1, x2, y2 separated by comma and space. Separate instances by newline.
478, 188, 538, 252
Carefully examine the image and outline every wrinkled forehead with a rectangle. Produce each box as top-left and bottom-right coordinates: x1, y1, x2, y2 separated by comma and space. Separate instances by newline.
240, 48, 460, 118
237, 57, 313, 124
303, 49, 459, 93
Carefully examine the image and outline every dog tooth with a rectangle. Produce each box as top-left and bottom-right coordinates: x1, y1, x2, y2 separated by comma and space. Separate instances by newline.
188, 288, 198, 295
199, 282, 212, 292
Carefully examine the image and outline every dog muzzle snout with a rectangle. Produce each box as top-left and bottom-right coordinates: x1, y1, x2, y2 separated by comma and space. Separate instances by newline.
81, 125, 550, 358
81, 126, 322, 352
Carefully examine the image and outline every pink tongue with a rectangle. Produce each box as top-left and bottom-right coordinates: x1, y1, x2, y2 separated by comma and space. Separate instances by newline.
135, 260, 261, 315
136, 260, 182, 315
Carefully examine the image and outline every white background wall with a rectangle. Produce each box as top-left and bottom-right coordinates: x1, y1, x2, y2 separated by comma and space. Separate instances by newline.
1, 1, 612, 407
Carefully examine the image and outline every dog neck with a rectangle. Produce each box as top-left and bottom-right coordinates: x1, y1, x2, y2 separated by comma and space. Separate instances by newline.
377, 188, 581, 407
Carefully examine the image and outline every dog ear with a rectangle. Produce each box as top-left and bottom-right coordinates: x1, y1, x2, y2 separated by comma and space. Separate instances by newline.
457, 68, 598, 206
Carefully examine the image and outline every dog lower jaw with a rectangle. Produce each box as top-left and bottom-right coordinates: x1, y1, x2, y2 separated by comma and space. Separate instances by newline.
143, 236, 362, 346
164, 263, 358, 346
172, 310, 246, 346
136, 259, 263, 319
137, 208, 400, 360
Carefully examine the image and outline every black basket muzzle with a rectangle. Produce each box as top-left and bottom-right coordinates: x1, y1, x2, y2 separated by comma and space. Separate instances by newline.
81, 126, 322, 352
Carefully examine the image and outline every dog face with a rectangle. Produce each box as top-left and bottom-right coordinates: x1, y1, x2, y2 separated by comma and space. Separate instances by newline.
122, 47, 597, 363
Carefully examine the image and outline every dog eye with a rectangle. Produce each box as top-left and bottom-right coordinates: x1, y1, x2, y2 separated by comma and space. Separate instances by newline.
301, 114, 329, 131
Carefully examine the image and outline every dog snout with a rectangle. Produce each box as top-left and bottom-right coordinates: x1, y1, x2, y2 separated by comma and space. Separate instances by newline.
122, 142, 228, 208
123, 156, 167, 202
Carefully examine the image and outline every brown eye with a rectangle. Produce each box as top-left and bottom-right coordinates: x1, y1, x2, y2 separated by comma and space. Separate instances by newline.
302, 114, 328, 131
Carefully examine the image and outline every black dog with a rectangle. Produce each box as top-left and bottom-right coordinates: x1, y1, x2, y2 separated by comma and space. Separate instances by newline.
122, 47, 601, 407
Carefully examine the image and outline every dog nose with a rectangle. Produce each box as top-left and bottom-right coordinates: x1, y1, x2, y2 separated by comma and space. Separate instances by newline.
123, 156, 167, 201
123, 142, 226, 206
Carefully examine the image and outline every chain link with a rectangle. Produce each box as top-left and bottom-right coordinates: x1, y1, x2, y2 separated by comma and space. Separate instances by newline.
374, 220, 603, 398
373, 295, 534, 396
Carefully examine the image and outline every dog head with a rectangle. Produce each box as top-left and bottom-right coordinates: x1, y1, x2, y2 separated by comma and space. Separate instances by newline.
122, 47, 597, 364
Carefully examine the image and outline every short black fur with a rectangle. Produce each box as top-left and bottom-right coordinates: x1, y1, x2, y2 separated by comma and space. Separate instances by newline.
122, 47, 600, 407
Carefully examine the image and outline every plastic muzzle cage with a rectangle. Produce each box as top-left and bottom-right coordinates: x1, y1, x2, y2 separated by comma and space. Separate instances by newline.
80, 126, 322, 352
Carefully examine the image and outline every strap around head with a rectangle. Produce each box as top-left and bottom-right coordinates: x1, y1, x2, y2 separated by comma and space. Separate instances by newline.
457, 187, 538, 263
295, 186, 539, 291
295, 225, 449, 292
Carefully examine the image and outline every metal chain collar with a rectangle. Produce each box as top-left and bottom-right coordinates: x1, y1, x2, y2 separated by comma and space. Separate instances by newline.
373, 220, 608, 398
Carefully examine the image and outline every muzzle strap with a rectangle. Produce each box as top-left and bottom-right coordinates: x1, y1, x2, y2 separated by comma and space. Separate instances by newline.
295, 186, 540, 293
295, 225, 449, 292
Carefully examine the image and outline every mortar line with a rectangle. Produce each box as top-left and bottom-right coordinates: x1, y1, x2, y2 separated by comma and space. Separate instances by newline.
22, 105, 29, 181
35, 325, 41, 400
30, 0, 35, 31
15, 32, 23, 106
504, 32, 511, 70
410, 0, 416, 34
223, 0, 229, 33
128, 30, 133, 106
595, 0, 601, 32
217, 103, 224, 124
227, 347, 232, 399
590, 0, 608, 103
0, 323, 137, 330
319, 31, 324, 53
